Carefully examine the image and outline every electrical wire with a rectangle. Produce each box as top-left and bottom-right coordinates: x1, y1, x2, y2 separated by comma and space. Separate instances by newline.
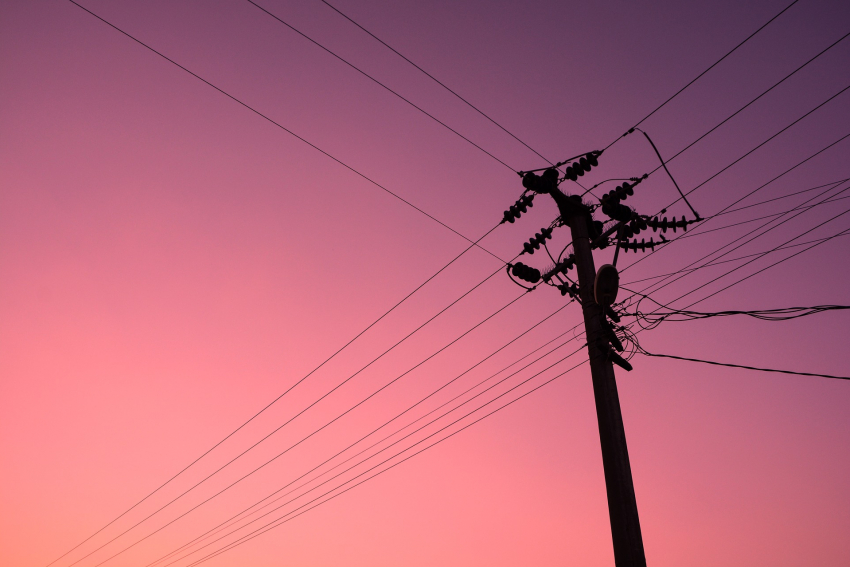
49, 4, 513, 566
46, 223, 504, 567
616, 206, 850, 352
621, 229, 850, 286
68, 274, 525, 567
614, 229, 849, 364
592, 29, 850, 210
605, 0, 802, 151
173, 354, 591, 567
620, 205, 850, 337
145, 304, 581, 567
631, 181, 850, 305
616, 181, 850, 308
612, 79, 850, 223
154, 331, 588, 567
620, 129, 850, 275
327, 0, 803, 183
636, 348, 850, 381
586, 38, 850, 210
720, 178, 850, 216
629, 220, 850, 325
142, 145, 848, 561
635, 128, 700, 218
132, 139, 848, 565
317, 0, 562, 171
673, 193, 850, 242
243, 0, 516, 171
624, 292, 850, 326
654, 82, 850, 215
615, 231, 850, 383
677, 217, 850, 310
64, 0, 505, 263
55, 2, 840, 564
659, 30, 850, 167
610, 180, 850, 362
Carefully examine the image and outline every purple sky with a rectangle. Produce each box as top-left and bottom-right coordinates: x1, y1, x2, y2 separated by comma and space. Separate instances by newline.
2, 1, 850, 565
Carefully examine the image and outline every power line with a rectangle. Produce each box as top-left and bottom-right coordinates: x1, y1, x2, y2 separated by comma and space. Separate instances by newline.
657, 82, 850, 213
619, 197, 850, 313
608, 174, 850, 367
613, 79, 850, 234
134, 132, 848, 561
145, 304, 580, 567
614, 228, 850, 386
141, 206, 848, 565
589, 42, 850, 216
637, 349, 850, 381
615, 207, 850, 362
55, 2, 842, 563
721, 178, 850, 216
621, 129, 850, 275
317, 0, 561, 170
661, 29, 850, 166
181, 355, 591, 567
611, 206, 850, 368
507, 38, 848, 554
326, 0, 806, 185
678, 216, 850, 309
635, 128, 700, 218
44, 223, 502, 567
598, 39, 850, 220
65, 266, 522, 567
64, 0, 504, 263
607, 0, 802, 149
245, 72, 850, 564
625, 192, 850, 324
636, 183, 850, 305
243, 0, 516, 171
622, 229, 850, 286
624, 295, 850, 324
632, 219, 850, 328
155, 329, 588, 567
673, 192, 850, 242
49, 4, 514, 565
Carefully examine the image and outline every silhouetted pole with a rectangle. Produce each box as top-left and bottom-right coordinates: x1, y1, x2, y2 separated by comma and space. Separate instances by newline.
550, 189, 647, 567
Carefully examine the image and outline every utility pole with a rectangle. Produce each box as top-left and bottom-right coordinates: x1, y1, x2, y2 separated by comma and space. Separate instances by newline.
549, 188, 647, 567
511, 153, 697, 564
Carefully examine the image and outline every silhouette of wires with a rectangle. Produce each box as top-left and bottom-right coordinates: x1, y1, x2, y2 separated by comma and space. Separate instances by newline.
65, 0, 504, 262
623, 178, 850, 292
635, 348, 850, 381
620, 127, 850, 276
159, 352, 590, 567
605, 0, 802, 151
629, 181, 850, 307
49, 2, 849, 565
141, 186, 850, 566
143, 303, 580, 567
59, 267, 526, 567
49, 4, 514, 566
622, 229, 850, 287
652, 29, 850, 168
584, 39, 850, 216
316, 0, 562, 171
610, 79, 850, 229
243, 0, 516, 171
621, 289, 850, 330
673, 193, 850, 242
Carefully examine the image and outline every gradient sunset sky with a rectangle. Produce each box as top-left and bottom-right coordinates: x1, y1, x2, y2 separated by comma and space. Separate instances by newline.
2, 0, 850, 566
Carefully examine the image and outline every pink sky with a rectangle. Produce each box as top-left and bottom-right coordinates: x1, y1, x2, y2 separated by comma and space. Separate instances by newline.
2, 1, 849, 565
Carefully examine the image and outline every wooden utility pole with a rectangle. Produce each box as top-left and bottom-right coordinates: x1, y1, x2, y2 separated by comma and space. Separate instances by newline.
550, 188, 647, 567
